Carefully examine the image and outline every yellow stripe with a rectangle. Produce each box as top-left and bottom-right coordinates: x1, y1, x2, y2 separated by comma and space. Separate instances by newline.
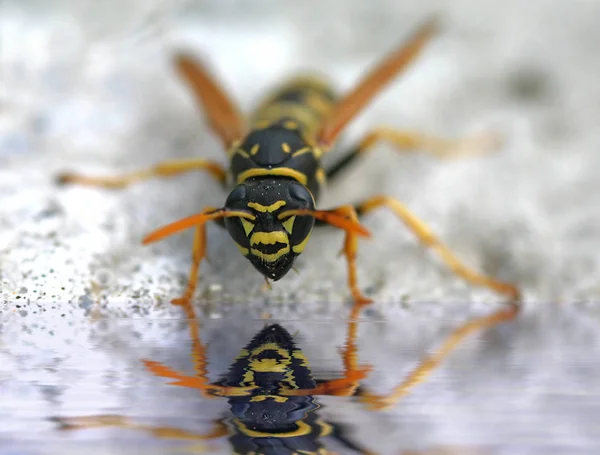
233, 418, 312, 438
247, 200, 286, 213
291, 146, 313, 158
250, 231, 288, 246
253, 103, 321, 133
237, 167, 308, 186
240, 218, 254, 236
282, 215, 296, 234
292, 234, 311, 254
250, 246, 290, 262
316, 168, 326, 186
234, 242, 249, 256
283, 120, 298, 129
249, 395, 289, 403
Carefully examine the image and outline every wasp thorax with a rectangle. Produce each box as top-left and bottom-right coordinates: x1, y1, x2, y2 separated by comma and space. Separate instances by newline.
224, 178, 315, 280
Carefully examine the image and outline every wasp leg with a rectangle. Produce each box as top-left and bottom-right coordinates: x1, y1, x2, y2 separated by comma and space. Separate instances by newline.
356, 195, 521, 301
142, 296, 256, 398
282, 301, 372, 398
359, 303, 519, 410
172, 223, 207, 308
312, 206, 372, 304
57, 158, 228, 189
142, 207, 257, 307
330, 205, 374, 305
50, 414, 228, 443
326, 127, 500, 181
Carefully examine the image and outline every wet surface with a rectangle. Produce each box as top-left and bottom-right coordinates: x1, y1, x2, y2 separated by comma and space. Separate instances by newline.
2, 302, 599, 455
2, 2, 600, 454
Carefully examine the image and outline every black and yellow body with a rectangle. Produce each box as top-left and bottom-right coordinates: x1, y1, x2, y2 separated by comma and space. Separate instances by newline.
224, 77, 336, 280
57, 17, 521, 305
50, 299, 519, 453
216, 323, 366, 454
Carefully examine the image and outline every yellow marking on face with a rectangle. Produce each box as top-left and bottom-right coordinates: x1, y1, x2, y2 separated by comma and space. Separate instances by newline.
250, 395, 288, 403
283, 120, 298, 129
312, 146, 323, 159
316, 168, 326, 186
250, 143, 260, 155
250, 358, 288, 373
250, 231, 288, 246
250, 246, 290, 262
247, 200, 286, 213
233, 418, 312, 438
234, 243, 249, 256
240, 218, 254, 236
291, 146, 312, 158
282, 215, 296, 234
242, 370, 255, 386
281, 142, 291, 153
237, 167, 308, 186
250, 343, 289, 355
292, 233, 311, 254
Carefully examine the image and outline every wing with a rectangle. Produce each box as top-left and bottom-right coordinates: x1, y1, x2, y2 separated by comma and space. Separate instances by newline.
317, 17, 440, 148
175, 54, 247, 149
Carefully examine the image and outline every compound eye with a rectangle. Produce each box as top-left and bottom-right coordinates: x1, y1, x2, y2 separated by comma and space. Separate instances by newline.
288, 183, 315, 209
225, 185, 247, 208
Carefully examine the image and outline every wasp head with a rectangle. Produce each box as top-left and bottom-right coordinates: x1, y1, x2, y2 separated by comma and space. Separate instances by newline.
224, 178, 315, 281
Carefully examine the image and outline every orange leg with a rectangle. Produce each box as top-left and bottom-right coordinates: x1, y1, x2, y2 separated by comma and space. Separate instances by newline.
357, 195, 521, 302
359, 302, 519, 410
171, 223, 207, 308
57, 158, 227, 189
357, 127, 500, 159
282, 301, 372, 398
321, 205, 373, 305
51, 414, 228, 445
326, 127, 500, 181
142, 296, 255, 399
278, 206, 372, 304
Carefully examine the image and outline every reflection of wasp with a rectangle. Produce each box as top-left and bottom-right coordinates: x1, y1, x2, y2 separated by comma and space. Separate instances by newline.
52, 300, 519, 454
57, 17, 521, 305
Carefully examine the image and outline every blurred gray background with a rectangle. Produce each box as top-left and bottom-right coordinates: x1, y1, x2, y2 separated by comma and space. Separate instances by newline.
1, 1, 599, 454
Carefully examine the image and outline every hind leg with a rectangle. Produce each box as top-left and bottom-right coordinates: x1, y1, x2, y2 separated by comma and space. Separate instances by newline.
326, 127, 500, 181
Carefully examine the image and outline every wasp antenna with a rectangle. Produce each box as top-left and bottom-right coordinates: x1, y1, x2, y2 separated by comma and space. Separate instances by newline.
142, 208, 255, 245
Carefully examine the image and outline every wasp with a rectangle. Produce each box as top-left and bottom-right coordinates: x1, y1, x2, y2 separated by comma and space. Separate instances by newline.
58, 17, 520, 305
51, 299, 519, 454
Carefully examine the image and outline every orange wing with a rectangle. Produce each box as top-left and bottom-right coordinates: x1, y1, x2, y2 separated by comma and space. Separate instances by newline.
317, 17, 440, 148
175, 54, 247, 149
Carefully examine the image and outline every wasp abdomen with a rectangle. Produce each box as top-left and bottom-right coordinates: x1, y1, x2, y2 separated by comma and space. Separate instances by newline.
251, 75, 338, 138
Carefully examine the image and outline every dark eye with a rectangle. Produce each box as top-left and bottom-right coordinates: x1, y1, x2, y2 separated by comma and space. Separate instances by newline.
225, 185, 247, 208
288, 183, 315, 209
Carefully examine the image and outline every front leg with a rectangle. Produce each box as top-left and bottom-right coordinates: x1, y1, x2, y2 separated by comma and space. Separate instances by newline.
282, 301, 372, 398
